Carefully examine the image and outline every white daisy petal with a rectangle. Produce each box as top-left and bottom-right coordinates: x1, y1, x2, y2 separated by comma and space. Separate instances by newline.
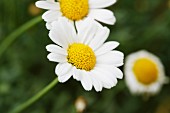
55, 63, 72, 76
89, 27, 110, 51
96, 75, 112, 89
95, 41, 119, 56
89, 0, 116, 8
46, 22, 52, 30
87, 71, 102, 92
47, 0, 55, 2
112, 67, 123, 79
97, 51, 124, 67
88, 9, 116, 25
91, 68, 114, 89
51, 18, 77, 44
49, 22, 70, 48
96, 66, 118, 85
81, 71, 93, 91
57, 64, 73, 83
92, 78, 102, 92
42, 10, 61, 22
58, 73, 72, 83
46, 44, 67, 55
75, 18, 89, 35
35, 1, 60, 10
96, 64, 123, 79
47, 53, 67, 62
72, 67, 83, 81
57, 18, 77, 44
112, 50, 124, 57
76, 19, 97, 44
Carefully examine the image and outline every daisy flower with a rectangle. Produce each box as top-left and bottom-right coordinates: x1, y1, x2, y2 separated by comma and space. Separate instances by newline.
46, 18, 124, 91
124, 50, 168, 95
35, 0, 116, 29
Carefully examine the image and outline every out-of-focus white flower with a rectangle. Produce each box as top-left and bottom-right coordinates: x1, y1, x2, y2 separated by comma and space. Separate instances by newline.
75, 96, 87, 113
35, 0, 116, 29
46, 18, 124, 91
125, 50, 168, 95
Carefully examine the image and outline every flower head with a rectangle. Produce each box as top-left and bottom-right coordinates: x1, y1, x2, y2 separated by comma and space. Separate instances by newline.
46, 18, 124, 91
35, 0, 116, 29
75, 96, 87, 113
124, 50, 168, 95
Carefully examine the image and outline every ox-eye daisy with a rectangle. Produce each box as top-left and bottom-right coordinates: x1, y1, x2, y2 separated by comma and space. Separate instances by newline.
125, 50, 168, 95
35, 0, 116, 29
46, 18, 123, 91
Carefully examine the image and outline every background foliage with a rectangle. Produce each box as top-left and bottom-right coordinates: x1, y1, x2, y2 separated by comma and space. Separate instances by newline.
0, 0, 170, 113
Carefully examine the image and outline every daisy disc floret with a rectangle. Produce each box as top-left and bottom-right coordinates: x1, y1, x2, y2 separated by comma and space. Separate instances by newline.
133, 58, 158, 85
60, 0, 89, 21
67, 43, 96, 71
124, 50, 168, 95
46, 18, 124, 91
35, 0, 116, 29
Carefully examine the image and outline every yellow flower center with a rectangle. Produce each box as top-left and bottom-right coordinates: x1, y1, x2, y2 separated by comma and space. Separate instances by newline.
133, 58, 158, 85
60, 0, 89, 21
67, 43, 96, 71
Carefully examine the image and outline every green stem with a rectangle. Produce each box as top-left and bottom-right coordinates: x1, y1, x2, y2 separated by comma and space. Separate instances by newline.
9, 78, 58, 113
0, 16, 42, 59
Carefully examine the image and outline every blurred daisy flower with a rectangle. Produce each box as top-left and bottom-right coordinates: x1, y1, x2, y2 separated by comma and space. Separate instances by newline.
125, 50, 168, 95
35, 0, 116, 29
46, 18, 124, 91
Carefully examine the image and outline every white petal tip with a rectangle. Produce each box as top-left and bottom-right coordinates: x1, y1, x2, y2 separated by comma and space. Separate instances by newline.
35, 1, 39, 7
35, 1, 44, 8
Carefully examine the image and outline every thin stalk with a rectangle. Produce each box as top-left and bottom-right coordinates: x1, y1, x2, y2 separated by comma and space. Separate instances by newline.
9, 78, 58, 113
0, 16, 42, 58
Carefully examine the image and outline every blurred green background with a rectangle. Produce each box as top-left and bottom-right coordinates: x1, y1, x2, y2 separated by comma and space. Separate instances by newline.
0, 0, 170, 113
